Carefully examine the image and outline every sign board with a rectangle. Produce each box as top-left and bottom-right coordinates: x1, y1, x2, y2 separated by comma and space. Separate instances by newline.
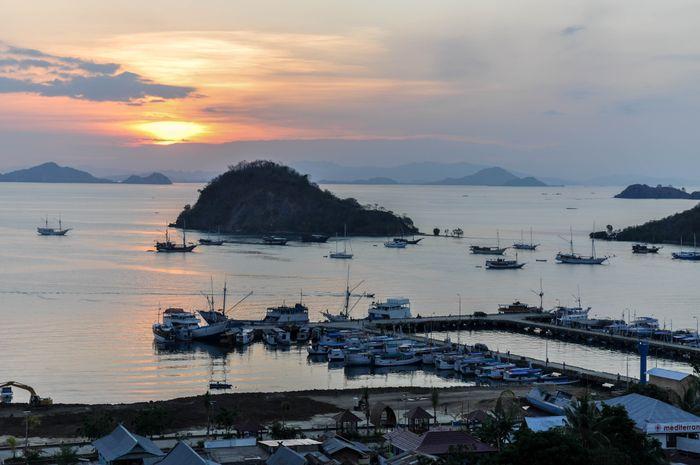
647, 422, 700, 434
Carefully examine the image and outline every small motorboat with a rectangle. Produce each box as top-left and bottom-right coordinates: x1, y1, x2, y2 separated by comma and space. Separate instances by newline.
485, 258, 525, 269
262, 236, 288, 245
632, 244, 661, 254
199, 238, 224, 246
393, 237, 423, 245
209, 381, 232, 390
327, 348, 346, 362
384, 239, 407, 248
301, 234, 330, 243
374, 352, 421, 367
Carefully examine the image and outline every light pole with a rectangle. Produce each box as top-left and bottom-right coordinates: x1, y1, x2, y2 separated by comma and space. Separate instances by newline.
457, 293, 462, 347
24, 410, 30, 463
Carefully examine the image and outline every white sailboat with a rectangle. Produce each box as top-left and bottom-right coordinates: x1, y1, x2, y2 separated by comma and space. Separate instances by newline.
322, 265, 364, 322
329, 225, 353, 259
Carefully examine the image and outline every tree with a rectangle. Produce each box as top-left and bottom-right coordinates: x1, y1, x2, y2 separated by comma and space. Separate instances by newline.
433, 228, 440, 236
133, 405, 171, 437
494, 428, 589, 465
5, 436, 17, 458
564, 394, 608, 449
215, 407, 237, 438
280, 401, 291, 426
269, 421, 301, 439
79, 412, 116, 440
53, 444, 79, 465
22, 447, 43, 464
431, 388, 440, 425
477, 390, 520, 450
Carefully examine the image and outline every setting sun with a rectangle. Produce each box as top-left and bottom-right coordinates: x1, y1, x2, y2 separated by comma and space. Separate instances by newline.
134, 121, 206, 144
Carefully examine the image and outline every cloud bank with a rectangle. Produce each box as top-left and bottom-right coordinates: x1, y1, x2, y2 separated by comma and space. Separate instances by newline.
0, 44, 195, 102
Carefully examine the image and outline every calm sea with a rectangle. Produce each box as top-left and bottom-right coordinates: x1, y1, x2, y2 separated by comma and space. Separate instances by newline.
1, 182, 698, 403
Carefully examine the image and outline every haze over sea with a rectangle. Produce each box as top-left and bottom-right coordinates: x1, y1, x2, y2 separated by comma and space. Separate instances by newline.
2, 182, 699, 404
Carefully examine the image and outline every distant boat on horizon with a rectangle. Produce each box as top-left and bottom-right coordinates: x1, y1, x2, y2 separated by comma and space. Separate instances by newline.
37, 215, 70, 236
513, 228, 538, 250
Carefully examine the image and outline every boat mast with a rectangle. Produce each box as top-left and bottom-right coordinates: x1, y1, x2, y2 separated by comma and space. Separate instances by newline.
222, 281, 227, 315
530, 227, 534, 247
182, 220, 187, 247
343, 224, 348, 254
343, 265, 351, 318
569, 226, 574, 255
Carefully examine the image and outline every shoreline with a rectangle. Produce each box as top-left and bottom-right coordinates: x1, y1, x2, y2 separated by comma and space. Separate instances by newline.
0, 384, 599, 439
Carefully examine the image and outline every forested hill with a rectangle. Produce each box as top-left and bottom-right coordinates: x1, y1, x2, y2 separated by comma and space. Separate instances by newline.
616, 203, 700, 243
174, 160, 418, 236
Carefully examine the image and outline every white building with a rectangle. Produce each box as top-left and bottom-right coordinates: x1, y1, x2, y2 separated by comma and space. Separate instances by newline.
602, 393, 700, 450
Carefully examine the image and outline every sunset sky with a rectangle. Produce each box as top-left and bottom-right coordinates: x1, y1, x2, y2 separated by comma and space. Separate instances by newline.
2, 1, 700, 178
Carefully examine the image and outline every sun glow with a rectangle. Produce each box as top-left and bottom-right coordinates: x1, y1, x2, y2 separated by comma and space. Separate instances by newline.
134, 121, 206, 144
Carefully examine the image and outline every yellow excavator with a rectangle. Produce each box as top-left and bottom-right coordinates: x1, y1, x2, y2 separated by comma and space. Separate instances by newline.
0, 381, 53, 407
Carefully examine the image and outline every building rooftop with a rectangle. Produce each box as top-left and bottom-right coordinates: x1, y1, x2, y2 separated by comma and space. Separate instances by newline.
156, 442, 219, 465
259, 439, 322, 449
386, 429, 495, 455
266, 446, 307, 465
93, 424, 164, 462
406, 406, 433, 421
647, 367, 692, 381
524, 416, 567, 432
602, 393, 700, 433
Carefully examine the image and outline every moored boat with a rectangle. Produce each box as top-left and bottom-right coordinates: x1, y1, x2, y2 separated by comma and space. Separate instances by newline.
485, 257, 525, 269
367, 298, 412, 320
384, 239, 407, 248
37, 215, 70, 236
156, 228, 196, 253
374, 352, 421, 367
632, 244, 661, 254
262, 236, 288, 245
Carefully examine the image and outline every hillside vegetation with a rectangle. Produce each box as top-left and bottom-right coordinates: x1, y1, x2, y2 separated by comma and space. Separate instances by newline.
174, 160, 418, 235
616, 203, 700, 243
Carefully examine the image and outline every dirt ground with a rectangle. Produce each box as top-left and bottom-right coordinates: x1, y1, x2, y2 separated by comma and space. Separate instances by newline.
0, 385, 602, 439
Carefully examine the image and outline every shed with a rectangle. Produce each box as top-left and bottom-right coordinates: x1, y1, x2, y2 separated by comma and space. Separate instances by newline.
93, 424, 164, 465
647, 368, 694, 399
370, 402, 397, 430
405, 407, 433, 433
332, 409, 363, 434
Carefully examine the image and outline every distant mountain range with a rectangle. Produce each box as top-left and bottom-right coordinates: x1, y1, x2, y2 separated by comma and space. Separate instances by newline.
432, 167, 547, 186
0, 162, 172, 185
319, 166, 547, 187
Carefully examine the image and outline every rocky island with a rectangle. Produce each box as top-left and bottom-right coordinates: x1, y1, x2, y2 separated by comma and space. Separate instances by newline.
174, 160, 418, 235
122, 172, 172, 185
614, 184, 700, 199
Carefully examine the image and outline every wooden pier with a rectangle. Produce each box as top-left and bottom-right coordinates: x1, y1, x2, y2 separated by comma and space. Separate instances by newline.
362, 313, 700, 361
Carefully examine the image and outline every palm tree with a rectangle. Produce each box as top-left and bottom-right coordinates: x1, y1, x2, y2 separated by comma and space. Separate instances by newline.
6, 436, 17, 458
565, 394, 609, 449
430, 388, 439, 425
53, 444, 79, 465
477, 390, 520, 451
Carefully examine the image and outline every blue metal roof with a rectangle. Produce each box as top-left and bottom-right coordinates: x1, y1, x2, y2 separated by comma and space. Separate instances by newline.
93, 424, 164, 462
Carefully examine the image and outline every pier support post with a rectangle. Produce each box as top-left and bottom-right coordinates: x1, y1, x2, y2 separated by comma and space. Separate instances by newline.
639, 340, 649, 385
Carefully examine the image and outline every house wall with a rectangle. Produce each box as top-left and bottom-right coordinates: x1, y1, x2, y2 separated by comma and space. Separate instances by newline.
648, 375, 692, 399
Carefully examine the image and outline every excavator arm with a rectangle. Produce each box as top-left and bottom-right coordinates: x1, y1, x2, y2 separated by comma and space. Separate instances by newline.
0, 381, 52, 407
